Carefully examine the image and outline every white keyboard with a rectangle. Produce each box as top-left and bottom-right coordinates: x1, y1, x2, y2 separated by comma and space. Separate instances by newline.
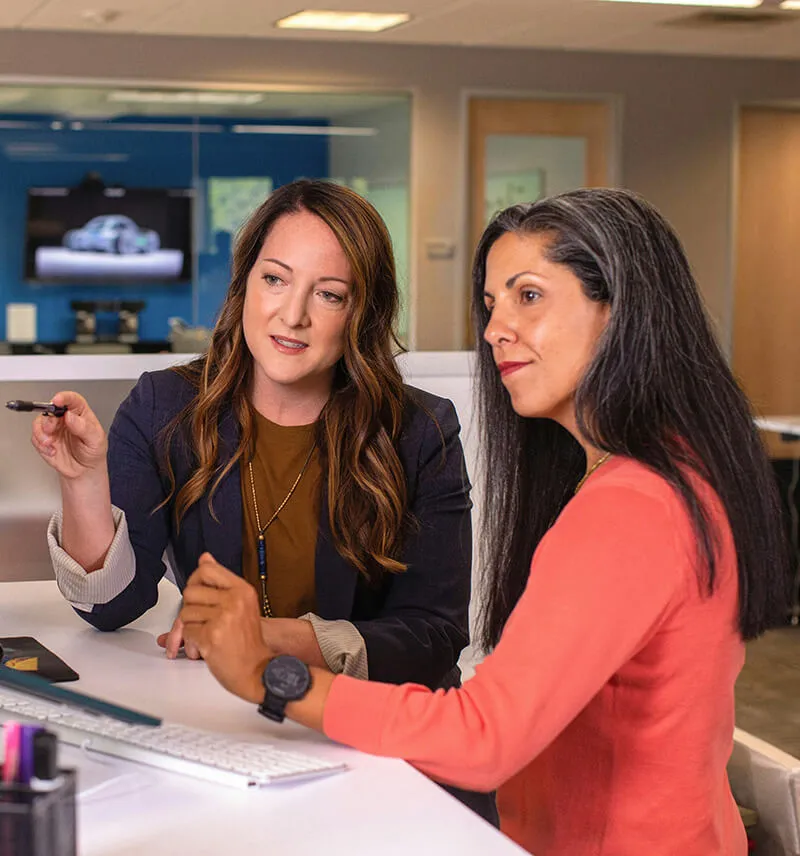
0, 687, 347, 789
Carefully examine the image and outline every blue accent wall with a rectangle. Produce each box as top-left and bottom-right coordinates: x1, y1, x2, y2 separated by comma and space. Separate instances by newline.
0, 116, 328, 342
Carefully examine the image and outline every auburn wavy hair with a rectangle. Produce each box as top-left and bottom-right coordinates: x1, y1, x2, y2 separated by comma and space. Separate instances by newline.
159, 180, 409, 579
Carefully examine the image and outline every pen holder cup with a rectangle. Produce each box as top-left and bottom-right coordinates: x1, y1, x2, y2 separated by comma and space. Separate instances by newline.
0, 768, 76, 856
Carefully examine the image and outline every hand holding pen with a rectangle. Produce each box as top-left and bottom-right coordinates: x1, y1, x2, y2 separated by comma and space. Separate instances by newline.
24, 391, 108, 480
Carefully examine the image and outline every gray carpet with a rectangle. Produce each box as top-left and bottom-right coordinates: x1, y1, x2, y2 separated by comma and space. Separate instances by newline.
735, 627, 800, 759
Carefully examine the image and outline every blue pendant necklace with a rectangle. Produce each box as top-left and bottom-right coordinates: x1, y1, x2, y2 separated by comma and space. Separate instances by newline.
247, 444, 314, 617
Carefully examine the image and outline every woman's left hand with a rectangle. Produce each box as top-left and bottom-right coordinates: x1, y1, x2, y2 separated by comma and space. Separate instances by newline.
181, 553, 273, 703
156, 616, 203, 660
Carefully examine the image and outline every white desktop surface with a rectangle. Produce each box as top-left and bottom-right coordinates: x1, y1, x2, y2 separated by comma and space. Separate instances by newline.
1, 579, 522, 856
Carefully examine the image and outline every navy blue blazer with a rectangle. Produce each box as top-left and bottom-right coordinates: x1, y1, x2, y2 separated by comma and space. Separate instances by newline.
82, 368, 474, 690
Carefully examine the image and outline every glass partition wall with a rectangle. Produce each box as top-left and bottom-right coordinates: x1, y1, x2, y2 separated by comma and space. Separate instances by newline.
0, 84, 411, 351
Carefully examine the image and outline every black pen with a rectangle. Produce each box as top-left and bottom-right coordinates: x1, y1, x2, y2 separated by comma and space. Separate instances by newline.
5, 400, 67, 417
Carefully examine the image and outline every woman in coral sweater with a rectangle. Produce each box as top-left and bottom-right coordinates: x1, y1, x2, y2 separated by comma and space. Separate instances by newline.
180, 188, 790, 856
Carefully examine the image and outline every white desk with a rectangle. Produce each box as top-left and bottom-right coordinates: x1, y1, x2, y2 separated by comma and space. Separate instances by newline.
0, 579, 523, 856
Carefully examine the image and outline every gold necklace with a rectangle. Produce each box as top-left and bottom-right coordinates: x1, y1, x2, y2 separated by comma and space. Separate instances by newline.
574, 452, 612, 495
247, 444, 314, 618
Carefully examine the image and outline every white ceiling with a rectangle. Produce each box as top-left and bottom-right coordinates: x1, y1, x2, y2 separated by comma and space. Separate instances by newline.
0, 0, 799, 59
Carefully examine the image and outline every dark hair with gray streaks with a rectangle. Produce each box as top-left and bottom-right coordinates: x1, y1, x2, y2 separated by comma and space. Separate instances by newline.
472, 188, 790, 650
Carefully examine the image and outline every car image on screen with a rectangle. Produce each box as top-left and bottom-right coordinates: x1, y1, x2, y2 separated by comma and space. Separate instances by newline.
63, 215, 161, 255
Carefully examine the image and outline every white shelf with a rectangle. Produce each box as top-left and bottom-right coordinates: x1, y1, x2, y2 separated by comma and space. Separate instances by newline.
0, 353, 197, 382
397, 350, 474, 378
0, 351, 475, 382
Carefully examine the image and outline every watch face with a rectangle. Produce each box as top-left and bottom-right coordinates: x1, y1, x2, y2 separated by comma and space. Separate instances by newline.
266, 655, 311, 701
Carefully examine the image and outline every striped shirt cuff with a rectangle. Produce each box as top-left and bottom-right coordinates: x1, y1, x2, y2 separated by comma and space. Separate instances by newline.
299, 613, 369, 680
48, 506, 135, 611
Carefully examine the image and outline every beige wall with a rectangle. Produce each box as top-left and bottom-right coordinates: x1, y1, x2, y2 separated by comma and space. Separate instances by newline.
1, 30, 798, 349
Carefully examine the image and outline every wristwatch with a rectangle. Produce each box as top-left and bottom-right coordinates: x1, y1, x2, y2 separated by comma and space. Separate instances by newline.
258, 654, 312, 723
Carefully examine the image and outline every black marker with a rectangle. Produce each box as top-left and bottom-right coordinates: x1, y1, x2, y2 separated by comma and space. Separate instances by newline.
30, 729, 62, 792
5, 400, 67, 417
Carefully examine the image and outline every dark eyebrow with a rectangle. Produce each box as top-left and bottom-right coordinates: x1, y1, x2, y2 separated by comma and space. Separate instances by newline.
506, 271, 542, 289
261, 258, 350, 288
262, 257, 292, 272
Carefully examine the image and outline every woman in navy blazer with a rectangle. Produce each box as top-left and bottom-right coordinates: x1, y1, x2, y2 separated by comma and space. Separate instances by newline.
92, 366, 472, 691
32, 180, 496, 824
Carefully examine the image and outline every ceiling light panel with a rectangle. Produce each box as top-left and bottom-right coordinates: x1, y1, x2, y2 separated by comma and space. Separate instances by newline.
598, 0, 763, 7
275, 10, 411, 32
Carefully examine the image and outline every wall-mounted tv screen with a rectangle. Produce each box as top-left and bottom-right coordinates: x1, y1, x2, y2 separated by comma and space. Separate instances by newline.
24, 185, 193, 283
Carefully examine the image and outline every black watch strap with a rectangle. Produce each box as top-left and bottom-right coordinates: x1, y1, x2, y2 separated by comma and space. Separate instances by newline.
258, 688, 287, 723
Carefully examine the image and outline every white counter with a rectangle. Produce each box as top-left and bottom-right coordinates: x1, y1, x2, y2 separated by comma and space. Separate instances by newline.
0, 579, 520, 856
0, 353, 195, 381
0, 350, 474, 381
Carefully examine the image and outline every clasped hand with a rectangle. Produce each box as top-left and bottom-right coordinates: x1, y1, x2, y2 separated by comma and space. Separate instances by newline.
178, 553, 273, 704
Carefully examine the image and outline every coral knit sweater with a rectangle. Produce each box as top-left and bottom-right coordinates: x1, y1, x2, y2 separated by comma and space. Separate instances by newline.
323, 457, 747, 855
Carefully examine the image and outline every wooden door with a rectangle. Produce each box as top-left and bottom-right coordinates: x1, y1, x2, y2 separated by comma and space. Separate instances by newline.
733, 107, 800, 459
465, 97, 613, 346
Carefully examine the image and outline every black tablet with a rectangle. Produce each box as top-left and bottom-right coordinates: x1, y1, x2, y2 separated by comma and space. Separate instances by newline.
0, 636, 79, 683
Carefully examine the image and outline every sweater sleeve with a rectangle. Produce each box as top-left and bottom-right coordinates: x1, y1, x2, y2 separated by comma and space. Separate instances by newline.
299, 614, 369, 679
323, 480, 690, 792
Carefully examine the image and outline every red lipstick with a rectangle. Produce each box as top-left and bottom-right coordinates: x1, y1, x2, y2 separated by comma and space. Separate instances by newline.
497, 361, 528, 378
270, 335, 308, 355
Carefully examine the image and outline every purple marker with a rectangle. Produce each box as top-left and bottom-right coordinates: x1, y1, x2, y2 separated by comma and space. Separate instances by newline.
17, 725, 41, 786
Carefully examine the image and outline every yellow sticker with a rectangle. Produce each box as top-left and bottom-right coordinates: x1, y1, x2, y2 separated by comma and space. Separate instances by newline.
6, 656, 38, 672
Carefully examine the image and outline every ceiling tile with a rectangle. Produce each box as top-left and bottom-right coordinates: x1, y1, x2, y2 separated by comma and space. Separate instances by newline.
20, 0, 184, 31
487, 0, 708, 46
590, 14, 800, 58
138, 1, 308, 37
0, 0, 52, 28
380, 0, 569, 45
0, 0, 797, 59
